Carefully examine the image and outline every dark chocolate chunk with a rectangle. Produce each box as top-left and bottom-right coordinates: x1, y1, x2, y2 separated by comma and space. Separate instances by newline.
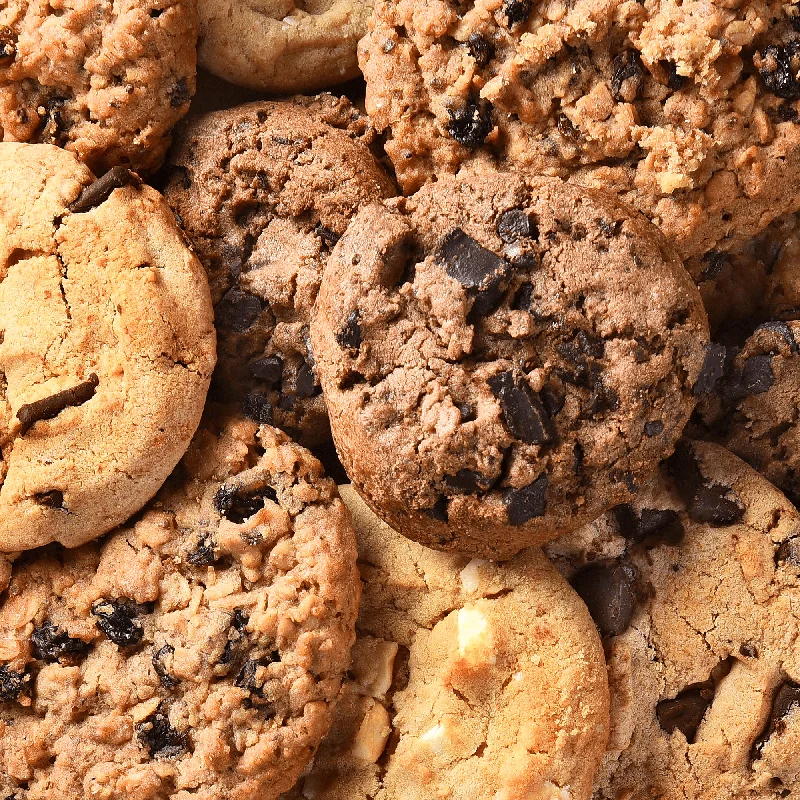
213, 482, 278, 524
611, 50, 644, 103
214, 287, 263, 333
497, 209, 536, 243
336, 311, 362, 353
512, 282, 534, 312
502, 0, 532, 26
540, 382, 566, 417
35, 490, 66, 509
657, 681, 715, 741
693, 343, 727, 395
136, 703, 189, 759
458, 403, 476, 423
0, 26, 16, 63
559, 330, 604, 365
753, 682, 800, 759
503, 474, 548, 525
698, 251, 728, 282
152, 645, 177, 689
488, 371, 555, 445
242, 392, 273, 424
249, 356, 283, 386
571, 562, 636, 637
17, 373, 99, 435
0, 666, 27, 702
295, 359, 320, 398
186, 534, 217, 567
756, 43, 800, 100
740, 354, 774, 394
644, 420, 664, 437
69, 166, 142, 213
446, 98, 494, 149
167, 77, 191, 107
315, 223, 341, 247
31, 622, 91, 663
755, 321, 799, 353
614, 504, 685, 548
444, 469, 493, 493
91, 598, 145, 647
466, 32, 494, 67
423, 496, 449, 521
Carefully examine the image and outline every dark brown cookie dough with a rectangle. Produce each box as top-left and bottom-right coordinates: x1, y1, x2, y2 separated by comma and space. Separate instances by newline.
311, 173, 709, 559
163, 97, 396, 447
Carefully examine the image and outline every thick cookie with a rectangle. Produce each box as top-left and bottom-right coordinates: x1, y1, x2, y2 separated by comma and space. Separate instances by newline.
0, 0, 197, 175
0, 411, 360, 800
198, 0, 373, 93
163, 97, 395, 448
547, 440, 800, 799
359, 0, 800, 260
281, 484, 610, 800
311, 173, 709, 559
0, 143, 215, 552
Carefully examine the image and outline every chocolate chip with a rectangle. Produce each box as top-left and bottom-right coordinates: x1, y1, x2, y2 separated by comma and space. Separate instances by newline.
152, 645, 177, 688
512, 282, 534, 311
213, 482, 278, 524
336, 311, 362, 353
614, 504, 685, 548
753, 682, 800, 759
657, 681, 715, 741
0, 666, 27, 702
488, 371, 555, 445
466, 32, 494, 67
186, 535, 218, 567
16, 373, 99, 435
136, 703, 189, 759
497, 209, 537, 243
777, 535, 800, 567
167, 77, 191, 107
756, 43, 800, 100
446, 98, 494, 149
69, 167, 142, 213
644, 420, 664, 437
91, 599, 145, 647
444, 469, 493, 493
739, 642, 759, 658
740, 354, 774, 394
503, 474, 548, 525
699, 251, 728, 282
755, 321, 799, 353
693, 343, 727, 395
423, 496, 449, 521
502, 0, 532, 26
242, 392, 273, 424
214, 287, 263, 333
31, 622, 91, 663
571, 562, 636, 637
296, 359, 320, 398
611, 50, 644, 103
249, 356, 283, 385
0, 26, 16, 63
35, 490, 66, 509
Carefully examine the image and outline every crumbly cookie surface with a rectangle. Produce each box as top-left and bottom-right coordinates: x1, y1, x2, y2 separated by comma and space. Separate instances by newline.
163, 97, 395, 448
0, 0, 198, 175
0, 143, 215, 552
280, 484, 610, 800
312, 172, 708, 558
0, 412, 360, 800
359, 0, 800, 260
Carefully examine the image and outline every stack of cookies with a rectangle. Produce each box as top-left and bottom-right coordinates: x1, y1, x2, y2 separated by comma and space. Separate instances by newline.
0, 1, 799, 798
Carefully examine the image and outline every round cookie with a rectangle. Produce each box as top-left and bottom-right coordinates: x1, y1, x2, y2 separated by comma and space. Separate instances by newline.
162, 97, 395, 448
0, 143, 216, 552
311, 172, 709, 559
0, 0, 197, 175
198, 0, 373, 93
359, 0, 800, 260
0, 411, 360, 800
547, 439, 800, 799
280, 484, 610, 800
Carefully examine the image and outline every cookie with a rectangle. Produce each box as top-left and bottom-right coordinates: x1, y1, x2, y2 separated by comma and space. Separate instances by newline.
546, 439, 800, 799
0, 410, 360, 800
0, 143, 215, 552
162, 97, 395, 448
311, 172, 709, 559
0, 0, 198, 175
280, 484, 610, 800
359, 0, 800, 260
197, 0, 373, 93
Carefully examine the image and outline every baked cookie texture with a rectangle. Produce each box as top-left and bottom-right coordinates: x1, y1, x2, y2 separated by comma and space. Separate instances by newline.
0, 143, 215, 552
0, 0, 198, 175
547, 440, 800, 799
280, 484, 610, 800
0, 411, 360, 800
312, 172, 709, 559
163, 97, 395, 448
359, 0, 800, 260
197, 0, 374, 93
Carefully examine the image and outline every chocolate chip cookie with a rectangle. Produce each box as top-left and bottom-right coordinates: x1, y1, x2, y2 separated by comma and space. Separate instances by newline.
311, 173, 709, 559
0, 409, 360, 800
0, 0, 198, 175
280, 484, 610, 800
359, 0, 800, 260
162, 97, 395, 447
0, 143, 215, 552
547, 439, 800, 798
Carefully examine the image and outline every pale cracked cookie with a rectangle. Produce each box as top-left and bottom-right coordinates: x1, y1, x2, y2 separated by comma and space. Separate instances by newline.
280, 484, 610, 800
163, 97, 395, 448
360, 0, 800, 261
198, 0, 374, 94
0, 143, 215, 552
311, 172, 709, 559
546, 439, 800, 799
0, 0, 198, 175
0, 410, 360, 800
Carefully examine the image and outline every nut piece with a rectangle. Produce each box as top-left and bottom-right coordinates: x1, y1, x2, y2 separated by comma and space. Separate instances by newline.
350, 699, 391, 763
350, 637, 399, 699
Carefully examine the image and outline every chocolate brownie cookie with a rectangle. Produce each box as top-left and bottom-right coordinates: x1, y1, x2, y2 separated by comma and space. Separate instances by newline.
547, 440, 800, 799
0, 143, 215, 552
198, 0, 373, 93
280, 484, 610, 800
0, 0, 198, 175
359, 0, 800, 260
163, 97, 395, 447
311, 173, 709, 558
0, 410, 360, 800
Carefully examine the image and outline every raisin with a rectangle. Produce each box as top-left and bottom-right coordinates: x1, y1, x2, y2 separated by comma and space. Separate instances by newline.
136, 703, 189, 759
611, 50, 644, 103
91, 598, 146, 647
213, 482, 278, 524
168, 77, 191, 107
186, 534, 217, 566
336, 311, 362, 353
446, 98, 494, 149
235, 654, 280, 694
755, 43, 800, 100
152, 645, 177, 688
31, 622, 91, 662
466, 32, 494, 67
0, 26, 16, 63
502, 0, 532, 27
0, 666, 27, 702
242, 392, 273, 424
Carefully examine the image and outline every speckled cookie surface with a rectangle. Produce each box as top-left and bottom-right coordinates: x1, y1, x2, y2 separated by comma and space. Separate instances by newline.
0, 143, 215, 553
0, 0, 198, 175
547, 440, 800, 799
311, 173, 708, 559
359, 0, 800, 260
198, 0, 374, 93
0, 411, 360, 800
280, 484, 610, 800
163, 97, 395, 447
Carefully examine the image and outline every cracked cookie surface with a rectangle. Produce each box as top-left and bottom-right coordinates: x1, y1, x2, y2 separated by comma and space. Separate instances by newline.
311, 173, 708, 558
0, 0, 198, 175
0, 143, 215, 552
0, 410, 360, 800
163, 97, 395, 448
359, 0, 800, 260
280, 484, 610, 800
547, 439, 800, 799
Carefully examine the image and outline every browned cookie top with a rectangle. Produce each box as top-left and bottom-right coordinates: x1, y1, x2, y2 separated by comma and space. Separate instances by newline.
163, 97, 396, 447
0, 0, 198, 175
311, 173, 709, 559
